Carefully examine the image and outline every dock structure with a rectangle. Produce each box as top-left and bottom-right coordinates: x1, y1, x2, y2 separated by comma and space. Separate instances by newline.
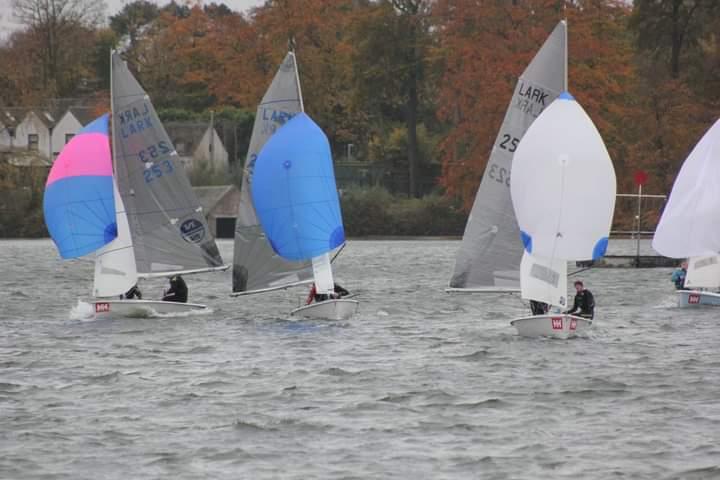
577, 255, 678, 269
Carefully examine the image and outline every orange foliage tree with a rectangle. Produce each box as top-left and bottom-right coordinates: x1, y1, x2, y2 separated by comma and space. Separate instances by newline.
435, 0, 642, 210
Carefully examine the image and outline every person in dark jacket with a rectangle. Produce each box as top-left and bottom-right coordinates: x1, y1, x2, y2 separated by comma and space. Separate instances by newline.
121, 284, 142, 300
671, 261, 688, 290
565, 280, 594, 319
305, 283, 351, 304
530, 300, 549, 316
162, 275, 188, 303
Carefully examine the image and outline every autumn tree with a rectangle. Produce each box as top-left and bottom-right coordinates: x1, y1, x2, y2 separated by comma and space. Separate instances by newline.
630, 0, 718, 79
109, 0, 160, 51
434, 0, 566, 207
12, 0, 106, 96
352, 0, 434, 198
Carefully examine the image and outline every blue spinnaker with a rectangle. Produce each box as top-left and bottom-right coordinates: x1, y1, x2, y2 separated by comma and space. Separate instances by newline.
251, 112, 345, 261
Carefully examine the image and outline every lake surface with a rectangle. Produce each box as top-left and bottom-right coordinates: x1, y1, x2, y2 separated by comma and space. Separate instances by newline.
1, 239, 718, 479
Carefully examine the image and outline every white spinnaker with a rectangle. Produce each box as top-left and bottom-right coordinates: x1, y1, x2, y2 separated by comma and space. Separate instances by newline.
510, 94, 616, 261
93, 179, 138, 297
312, 253, 335, 295
685, 255, 720, 289
520, 251, 568, 309
653, 119, 720, 258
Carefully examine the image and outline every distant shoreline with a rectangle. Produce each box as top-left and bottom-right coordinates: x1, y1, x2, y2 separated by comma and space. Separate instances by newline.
0, 236, 464, 241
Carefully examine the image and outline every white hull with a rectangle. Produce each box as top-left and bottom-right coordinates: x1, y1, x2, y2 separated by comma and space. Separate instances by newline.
92, 299, 208, 319
291, 299, 359, 320
510, 314, 591, 339
677, 290, 720, 307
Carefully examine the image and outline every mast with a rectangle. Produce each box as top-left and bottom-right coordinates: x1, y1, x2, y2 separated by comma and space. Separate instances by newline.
290, 38, 305, 113
109, 49, 117, 171
563, 19, 568, 92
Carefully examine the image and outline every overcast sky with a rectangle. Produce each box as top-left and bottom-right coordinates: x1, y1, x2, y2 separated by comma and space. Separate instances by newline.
0, 0, 264, 37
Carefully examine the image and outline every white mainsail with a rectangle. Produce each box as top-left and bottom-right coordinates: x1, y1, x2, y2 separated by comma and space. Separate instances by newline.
520, 251, 568, 309
312, 253, 335, 295
653, 119, 720, 258
685, 255, 720, 289
93, 179, 138, 298
449, 21, 567, 291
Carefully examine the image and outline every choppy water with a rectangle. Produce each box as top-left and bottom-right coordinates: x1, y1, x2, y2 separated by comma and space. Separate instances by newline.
1, 239, 719, 479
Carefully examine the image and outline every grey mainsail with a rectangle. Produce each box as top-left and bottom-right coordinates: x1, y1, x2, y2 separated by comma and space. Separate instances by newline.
232, 52, 314, 294
110, 51, 223, 277
448, 21, 567, 291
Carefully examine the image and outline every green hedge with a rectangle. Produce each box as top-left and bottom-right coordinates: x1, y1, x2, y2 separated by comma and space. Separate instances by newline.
0, 184, 467, 239
340, 186, 467, 236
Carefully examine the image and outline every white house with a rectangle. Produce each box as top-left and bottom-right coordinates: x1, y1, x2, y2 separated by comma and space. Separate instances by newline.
50, 108, 96, 158
165, 122, 230, 172
0, 103, 97, 164
7, 110, 54, 157
0, 104, 230, 173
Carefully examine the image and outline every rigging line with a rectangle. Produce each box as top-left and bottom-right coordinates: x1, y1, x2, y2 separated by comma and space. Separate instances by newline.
568, 266, 592, 277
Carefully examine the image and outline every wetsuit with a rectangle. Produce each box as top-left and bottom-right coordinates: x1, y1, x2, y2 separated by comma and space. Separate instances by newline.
123, 285, 142, 300
306, 283, 351, 304
566, 289, 595, 319
333, 284, 350, 297
162, 276, 188, 303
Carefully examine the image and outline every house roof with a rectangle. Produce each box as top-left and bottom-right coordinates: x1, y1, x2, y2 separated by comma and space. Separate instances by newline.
165, 122, 210, 154
0, 97, 97, 130
0, 108, 28, 129
67, 107, 98, 126
193, 185, 237, 213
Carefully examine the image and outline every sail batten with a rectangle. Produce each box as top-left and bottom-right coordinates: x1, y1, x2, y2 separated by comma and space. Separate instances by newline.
449, 21, 567, 290
110, 51, 223, 276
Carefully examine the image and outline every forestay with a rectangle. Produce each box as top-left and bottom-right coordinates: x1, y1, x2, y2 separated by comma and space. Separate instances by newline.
43, 114, 116, 259
510, 92, 616, 261
232, 52, 314, 294
685, 255, 720, 289
520, 251, 568, 309
110, 51, 223, 276
653, 119, 720, 258
449, 21, 567, 290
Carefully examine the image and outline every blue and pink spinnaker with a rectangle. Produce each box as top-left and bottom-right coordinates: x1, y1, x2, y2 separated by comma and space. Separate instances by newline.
43, 114, 117, 259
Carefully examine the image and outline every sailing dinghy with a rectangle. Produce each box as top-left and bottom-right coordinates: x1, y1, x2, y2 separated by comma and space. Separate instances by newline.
678, 256, 720, 306
447, 21, 567, 293
44, 52, 226, 319
652, 119, 720, 307
252, 112, 358, 320
509, 90, 616, 338
231, 52, 357, 320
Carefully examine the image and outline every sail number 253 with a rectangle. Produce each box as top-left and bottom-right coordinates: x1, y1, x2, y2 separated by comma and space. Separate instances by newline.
139, 141, 174, 183
489, 133, 519, 187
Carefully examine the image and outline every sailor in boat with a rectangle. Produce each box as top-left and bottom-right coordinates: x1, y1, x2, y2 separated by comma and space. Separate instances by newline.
305, 283, 350, 304
162, 275, 188, 303
564, 280, 595, 319
530, 300, 550, 315
121, 284, 142, 300
671, 261, 688, 290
